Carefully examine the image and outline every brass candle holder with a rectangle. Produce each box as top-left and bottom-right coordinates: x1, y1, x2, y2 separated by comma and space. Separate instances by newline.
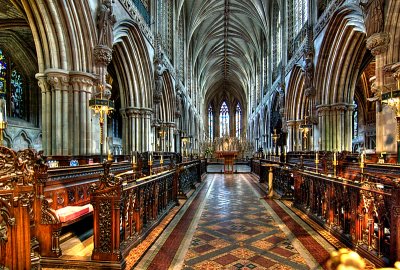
148, 152, 153, 175
333, 151, 338, 177
360, 152, 365, 174
315, 151, 319, 173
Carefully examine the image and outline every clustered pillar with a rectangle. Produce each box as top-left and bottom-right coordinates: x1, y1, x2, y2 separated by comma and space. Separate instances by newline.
36, 70, 97, 156
317, 104, 354, 151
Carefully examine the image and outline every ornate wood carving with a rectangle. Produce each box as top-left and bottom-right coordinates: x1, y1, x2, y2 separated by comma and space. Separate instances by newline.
99, 200, 112, 253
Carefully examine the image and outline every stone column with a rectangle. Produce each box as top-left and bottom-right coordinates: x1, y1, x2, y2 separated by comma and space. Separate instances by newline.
317, 105, 330, 151
45, 70, 69, 156
286, 120, 296, 151
346, 104, 355, 151
142, 109, 152, 151
366, 32, 390, 152
331, 104, 347, 152
36, 74, 50, 155
120, 109, 128, 154
69, 72, 96, 156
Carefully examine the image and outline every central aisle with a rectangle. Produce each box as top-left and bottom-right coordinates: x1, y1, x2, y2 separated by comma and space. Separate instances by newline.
136, 174, 335, 270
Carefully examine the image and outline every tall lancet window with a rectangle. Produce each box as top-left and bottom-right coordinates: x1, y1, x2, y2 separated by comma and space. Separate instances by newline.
219, 101, 229, 137
235, 103, 241, 138
208, 105, 213, 141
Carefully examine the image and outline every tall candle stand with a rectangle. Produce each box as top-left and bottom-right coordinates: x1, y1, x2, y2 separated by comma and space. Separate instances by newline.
160, 154, 164, 171
315, 151, 319, 173
360, 152, 365, 174
332, 150, 338, 177
148, 153, 153, 175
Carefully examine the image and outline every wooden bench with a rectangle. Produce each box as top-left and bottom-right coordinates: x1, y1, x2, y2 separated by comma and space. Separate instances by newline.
35, 161, 132, 257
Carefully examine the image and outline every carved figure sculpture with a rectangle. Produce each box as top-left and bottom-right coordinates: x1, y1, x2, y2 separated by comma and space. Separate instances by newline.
97, 0, 116, 48
153, 55, 164, 104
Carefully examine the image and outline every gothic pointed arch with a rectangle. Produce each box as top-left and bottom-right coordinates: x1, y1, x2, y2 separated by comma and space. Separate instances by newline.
286, 65, 306, 122
315, 5, 366, 105
159, 70, 175, 124
111, 22, 153, 153
314, 4, 366, 151
113, 22, 152, 109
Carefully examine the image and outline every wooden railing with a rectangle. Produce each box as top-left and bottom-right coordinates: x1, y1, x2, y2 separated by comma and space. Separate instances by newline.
273, 166, 294, 199
177, 160, 201, 198
251, 155, 400, 266
89, 160, 202, 266
293, 170, 397, 267
34, 161, 132, 258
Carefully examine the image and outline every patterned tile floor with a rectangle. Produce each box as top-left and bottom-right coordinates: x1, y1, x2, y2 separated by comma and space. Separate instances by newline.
207, 165, 251, 173
136, 173, 337, 269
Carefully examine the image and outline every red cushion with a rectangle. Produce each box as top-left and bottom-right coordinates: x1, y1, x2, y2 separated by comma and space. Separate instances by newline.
55, 205, 91, 223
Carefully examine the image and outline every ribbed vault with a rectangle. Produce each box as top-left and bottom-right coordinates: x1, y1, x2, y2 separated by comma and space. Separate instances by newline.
179, 0, 268, 113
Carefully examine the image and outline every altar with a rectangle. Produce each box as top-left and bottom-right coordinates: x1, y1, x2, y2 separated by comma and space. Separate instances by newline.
215, 150, 238, 173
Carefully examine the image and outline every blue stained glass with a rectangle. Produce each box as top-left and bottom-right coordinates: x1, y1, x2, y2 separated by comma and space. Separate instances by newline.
0, 48, 25, 119
11, 69, 23, 118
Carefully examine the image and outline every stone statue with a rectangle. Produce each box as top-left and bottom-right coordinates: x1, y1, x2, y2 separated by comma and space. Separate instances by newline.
360, 0, 384, 37
175, 86, 182, 118
97, 0, 116, 48
153, 52, 164, 104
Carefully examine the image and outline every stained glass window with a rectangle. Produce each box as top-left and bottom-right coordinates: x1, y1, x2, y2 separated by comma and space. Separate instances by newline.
0, 49, 24, 119
219, 101, 229, 137
235, 103, 241, 138
208, 105, 213, 141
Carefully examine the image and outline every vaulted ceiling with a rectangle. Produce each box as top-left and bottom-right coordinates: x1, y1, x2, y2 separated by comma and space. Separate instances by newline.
0, 0, 37, 76
178, 0, 269, 110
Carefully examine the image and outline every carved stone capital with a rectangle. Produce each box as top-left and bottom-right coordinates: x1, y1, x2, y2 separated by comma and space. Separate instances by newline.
45, 69, 69, 90
93, 45, 113, 66
69, 72, 96, 91
331, 103, 348, 112
316, 105, 331, 114
35, 73, 50, 94
366, 32, 390, 56
124, 107, 141, 116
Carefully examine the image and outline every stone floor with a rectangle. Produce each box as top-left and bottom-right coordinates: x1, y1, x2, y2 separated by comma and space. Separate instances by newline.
207, 164, 251, 173
135, 173, 337, 270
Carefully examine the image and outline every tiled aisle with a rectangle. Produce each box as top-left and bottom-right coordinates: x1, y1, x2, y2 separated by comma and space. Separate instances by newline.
136, 174, 336, 270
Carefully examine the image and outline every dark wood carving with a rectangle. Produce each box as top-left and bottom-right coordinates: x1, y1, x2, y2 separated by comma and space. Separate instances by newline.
0, 146, 36, 269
